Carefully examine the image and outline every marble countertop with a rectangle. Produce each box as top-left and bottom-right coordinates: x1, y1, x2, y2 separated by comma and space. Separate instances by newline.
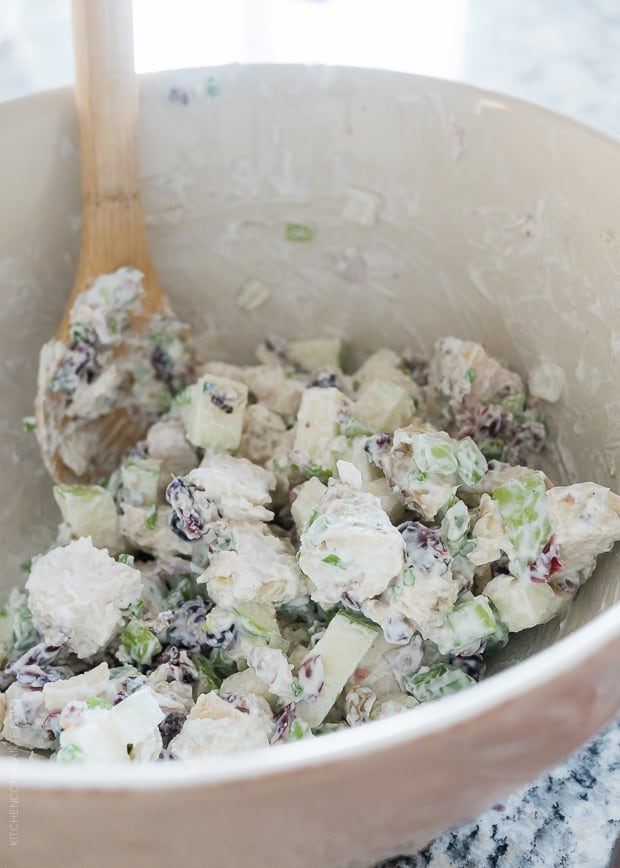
1, 1, 619, 866
376, 719, 620, 868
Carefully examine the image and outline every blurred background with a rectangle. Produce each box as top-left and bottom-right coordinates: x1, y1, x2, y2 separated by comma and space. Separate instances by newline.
1, 0, 620, 134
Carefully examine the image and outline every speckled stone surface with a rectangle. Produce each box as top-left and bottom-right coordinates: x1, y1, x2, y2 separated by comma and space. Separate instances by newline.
374, 717, 620, 867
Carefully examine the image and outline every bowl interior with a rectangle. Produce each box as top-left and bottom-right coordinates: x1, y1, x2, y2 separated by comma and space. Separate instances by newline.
1, 64, 619, 725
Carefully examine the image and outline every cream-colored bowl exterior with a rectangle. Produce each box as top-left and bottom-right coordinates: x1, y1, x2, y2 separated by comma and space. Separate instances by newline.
1, 65, 620, 868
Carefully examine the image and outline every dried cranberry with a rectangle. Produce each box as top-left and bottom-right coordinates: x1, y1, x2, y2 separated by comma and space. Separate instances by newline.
167, 599, 216, 652
166, 477, 209, 540
156, 646, 199, 685
221, 693, 251, 714
208, 387, 235, 414
151, 344, 174, 385
450, 654, 486, 681
528, 534, 562, 583
262, 335, 307, 374
5, 643, 62, 676
271, 703, 295, 744
399, 521, 451, 575
16, 665, 64, 689
364, 432, 393, 468
552, 574, 580, 594
307, 372, 340, 389
158, 712, 186, 746
41, 710, 61, 736
297, 654, 325, 703
341, 591, 362, 611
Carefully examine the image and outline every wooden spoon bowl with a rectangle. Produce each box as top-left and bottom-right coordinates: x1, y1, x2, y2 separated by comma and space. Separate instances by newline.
35, 0, 173, 484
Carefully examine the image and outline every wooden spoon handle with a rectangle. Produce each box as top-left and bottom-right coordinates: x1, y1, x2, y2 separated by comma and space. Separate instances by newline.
72, 0, 139, 211
66, 0, 163, 322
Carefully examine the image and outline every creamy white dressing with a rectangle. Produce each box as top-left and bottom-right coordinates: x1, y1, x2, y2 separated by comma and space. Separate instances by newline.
4, 330, 620, 762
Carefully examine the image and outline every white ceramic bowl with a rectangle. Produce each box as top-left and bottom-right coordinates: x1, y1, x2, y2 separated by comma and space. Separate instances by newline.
1, 65, 620, 868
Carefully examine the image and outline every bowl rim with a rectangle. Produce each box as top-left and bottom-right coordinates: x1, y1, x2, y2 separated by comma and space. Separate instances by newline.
1, 64, 619, 789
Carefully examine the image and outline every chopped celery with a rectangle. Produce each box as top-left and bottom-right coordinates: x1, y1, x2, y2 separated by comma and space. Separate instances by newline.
293, 387, 349, 476
9, 589, 39, 653
434, 596, 499, 654
404, 663, 475, 702
483, 572, 566, 632
209, 648, 238, 679
291, 463, 334, 485
492, 472, 552, 569
55, 744, 86, 763
440, 499, 470, 555
120, 618, 162, 665
338, 607, 381, 632
0, 608, 12, 645
129, 599, 145, 618
454, 437, 488, 486
85, 697, 112, 710
180, 374, 248, 451
289, 338, 344, 371
232, 601, 287, 649
296, 612, 378, 727
165, 573, 200, 609
291, 477, 326, 534
118, 553, 135, 567
145, 504, 158, 531
312, 722, 348, 736
120, 457, 160, 507
411, 433, 458, 476
53, 484, 120, 549
500, 393, 526, 415
191, 653, 222, 695
479, 438, 505, 462
351, 380, 414, 433
287, 717, 313, 742
339, 414, 372, 440
485, 603, 509, 650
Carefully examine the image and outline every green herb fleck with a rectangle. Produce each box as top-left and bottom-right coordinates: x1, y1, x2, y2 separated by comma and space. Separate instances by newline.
322, 554, 345, 568
174, 388, 192, 407
291, 463, 333, 484
402, 568, 416, 587
22, 416, 36, 433
85, 696, 112, 710
287, 718, 312, 741
285, 222, 316, 242
145, 504, 158, 531
129, 599, 145, 617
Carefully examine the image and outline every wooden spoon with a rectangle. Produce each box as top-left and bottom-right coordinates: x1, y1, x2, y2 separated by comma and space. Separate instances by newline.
36, 0, 172, 483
